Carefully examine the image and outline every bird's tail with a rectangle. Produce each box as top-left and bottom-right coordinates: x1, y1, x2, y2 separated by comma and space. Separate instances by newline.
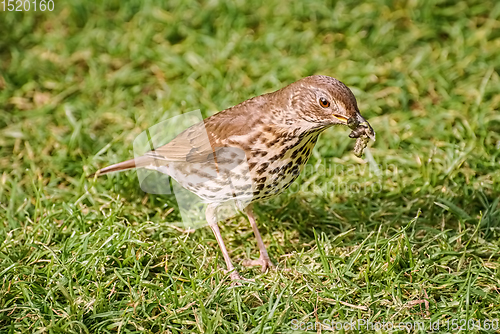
89, 156, 153, 177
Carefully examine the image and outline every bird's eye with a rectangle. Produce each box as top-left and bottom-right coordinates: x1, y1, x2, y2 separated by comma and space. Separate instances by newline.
319, 97, 330, 108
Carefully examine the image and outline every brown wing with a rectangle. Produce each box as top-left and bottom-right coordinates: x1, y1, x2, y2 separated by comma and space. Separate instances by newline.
92, 93, 275, 176
150, 121, 218, 163
152, 94, 270, 163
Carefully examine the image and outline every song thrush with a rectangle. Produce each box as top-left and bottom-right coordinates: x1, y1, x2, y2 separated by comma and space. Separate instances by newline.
91, 75, 375, 282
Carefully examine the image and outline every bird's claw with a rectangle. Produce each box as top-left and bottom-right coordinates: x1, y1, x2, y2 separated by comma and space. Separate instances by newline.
241, 256, 276, 272
224, 270, 254, 286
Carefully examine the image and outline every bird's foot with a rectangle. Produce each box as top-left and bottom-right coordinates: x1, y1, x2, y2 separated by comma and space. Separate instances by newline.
224, 270, 254, 286
241, 255, 276, 272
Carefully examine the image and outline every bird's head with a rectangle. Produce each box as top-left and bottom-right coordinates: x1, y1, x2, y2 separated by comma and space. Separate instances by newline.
286, 75, 375, 140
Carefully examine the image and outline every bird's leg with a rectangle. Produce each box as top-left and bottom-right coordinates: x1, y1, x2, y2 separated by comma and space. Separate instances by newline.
205, 204, 246, 283
241, 205, 276, 272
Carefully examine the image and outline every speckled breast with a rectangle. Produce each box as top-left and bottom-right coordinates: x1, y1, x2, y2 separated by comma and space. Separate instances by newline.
248, 131, 320, 202
161, 129, 321, 205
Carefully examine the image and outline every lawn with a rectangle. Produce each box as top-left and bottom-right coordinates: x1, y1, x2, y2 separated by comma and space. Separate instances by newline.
1, 0, 499, 333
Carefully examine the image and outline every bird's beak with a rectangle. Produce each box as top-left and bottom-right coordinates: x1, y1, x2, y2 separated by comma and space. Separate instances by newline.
333, 113, 349, 124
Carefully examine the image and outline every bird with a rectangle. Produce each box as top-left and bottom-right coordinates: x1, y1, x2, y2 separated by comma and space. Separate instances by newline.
91, 75, 375, 282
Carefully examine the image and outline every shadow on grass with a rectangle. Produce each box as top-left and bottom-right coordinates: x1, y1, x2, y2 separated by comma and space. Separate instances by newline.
257, 186, 500, 249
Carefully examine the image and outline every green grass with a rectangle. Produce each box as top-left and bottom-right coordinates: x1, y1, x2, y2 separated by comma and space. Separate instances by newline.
1, 0, 500, 333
